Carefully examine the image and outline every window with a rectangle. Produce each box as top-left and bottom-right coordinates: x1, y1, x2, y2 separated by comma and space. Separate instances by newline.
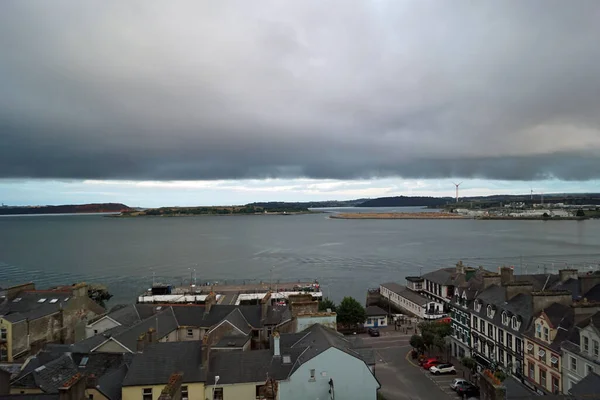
0, 329, 6, 340
536, 323, 542, 338
551, 355, 559, 369
487, 305, 494, 318
0, 346, 7, 361
88, 395, 93, 400
511, 316, 520, 330
309, 369, 316, 380
498, 349, 504, 365
516, 337, 522, 353
187, 329, 193, 338
529, 362, 535, 379
480, 319, 485, 333
474, 300, 482, 313
527, 343, 534, 355
213, 387, 223, 400
586, 364, 593, 375
583, 336, 589, 352
143, 388, 152, 400
540, 369, 546, 388
473, 315, 477, 328
538, 349, 546, 363
507, 333, 513, 350
256, 385, 267, 399
498, 329, 504, 344
593, 340, 599, 357
502, 312, 509, 326
543, 327, 549, 342
552, 376, 559, 394
181, 386, 188, 400
570, 356, 577, 371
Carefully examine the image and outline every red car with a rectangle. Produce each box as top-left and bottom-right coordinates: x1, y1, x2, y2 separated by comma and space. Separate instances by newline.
419, 357, 438, 366
423, 360, 443, 370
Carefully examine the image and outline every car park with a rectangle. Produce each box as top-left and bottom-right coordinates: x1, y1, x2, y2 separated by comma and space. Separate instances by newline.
422, 359, 443, 370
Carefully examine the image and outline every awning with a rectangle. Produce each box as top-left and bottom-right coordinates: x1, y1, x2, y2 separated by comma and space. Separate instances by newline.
527, 343, 533, 351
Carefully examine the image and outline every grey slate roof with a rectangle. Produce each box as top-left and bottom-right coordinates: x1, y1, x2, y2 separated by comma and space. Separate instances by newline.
421, 267, 456, 285
569, 371, 600, 396
264, 304, 291, 325
104, 304, 143, 327
97, 363, 129, 400
207, 348, 303, 385
122, 341, 205, 386
393, 285, 430, 306
108, 308, 179, 352
171, 305, 206, 326
524, 303, 575, 352
473, 285, 533, 333
380, 282, 405, 294
516, 274, 560, 291
219, 308, 252, 335
0, 292, 72, 322
213, 335, 251, 349
365, 305, 388, 317
583, 283, 600, 302
11, 354, 78, 393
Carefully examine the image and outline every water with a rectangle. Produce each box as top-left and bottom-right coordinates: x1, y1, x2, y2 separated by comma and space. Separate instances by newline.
1, 208, 600, 305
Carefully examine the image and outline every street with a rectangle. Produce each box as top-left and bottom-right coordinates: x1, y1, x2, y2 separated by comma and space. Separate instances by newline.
360, 328, 473, 400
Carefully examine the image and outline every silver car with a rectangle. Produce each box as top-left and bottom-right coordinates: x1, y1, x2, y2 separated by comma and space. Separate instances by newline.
450, 378, 471, 391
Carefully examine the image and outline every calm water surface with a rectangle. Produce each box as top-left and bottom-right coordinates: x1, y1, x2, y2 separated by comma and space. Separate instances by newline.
1, 208, 600, 304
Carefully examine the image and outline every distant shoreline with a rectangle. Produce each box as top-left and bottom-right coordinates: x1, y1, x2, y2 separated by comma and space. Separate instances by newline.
329, 212, 467, 220
108, 211, 321, 218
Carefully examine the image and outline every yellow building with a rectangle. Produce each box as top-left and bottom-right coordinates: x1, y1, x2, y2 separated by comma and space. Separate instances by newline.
523, 303, 574, 395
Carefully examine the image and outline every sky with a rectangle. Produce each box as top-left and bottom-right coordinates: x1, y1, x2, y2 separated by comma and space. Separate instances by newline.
1, 1, 600, 207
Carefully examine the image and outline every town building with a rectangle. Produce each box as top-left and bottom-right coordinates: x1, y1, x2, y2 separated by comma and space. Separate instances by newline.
379, 282, 443, 320
0, 283, 104, 362
523, 303, 575, 395
561, 311, 600, 393
364, 306, 388, 328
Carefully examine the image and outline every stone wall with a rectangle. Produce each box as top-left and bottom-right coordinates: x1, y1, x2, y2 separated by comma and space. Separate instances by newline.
478, 372, 506, 400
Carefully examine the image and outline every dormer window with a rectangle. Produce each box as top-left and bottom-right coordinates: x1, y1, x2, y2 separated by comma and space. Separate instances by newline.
511, 316, 520, 330
536, 323, 542, 338
486, 305, 495, 318
474, 300, 482, 312
502, 311, 509, 326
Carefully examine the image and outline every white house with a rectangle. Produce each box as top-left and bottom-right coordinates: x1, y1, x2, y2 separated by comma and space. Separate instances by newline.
380, 282, 444, 320
364, 306, 388, 328
276, 325, 380, 400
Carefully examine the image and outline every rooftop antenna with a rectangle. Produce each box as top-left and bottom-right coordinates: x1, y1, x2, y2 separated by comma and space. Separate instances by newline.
453, 182, 463, 203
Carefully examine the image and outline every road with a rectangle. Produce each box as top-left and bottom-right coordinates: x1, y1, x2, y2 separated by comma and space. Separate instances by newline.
361, 329, 472, 400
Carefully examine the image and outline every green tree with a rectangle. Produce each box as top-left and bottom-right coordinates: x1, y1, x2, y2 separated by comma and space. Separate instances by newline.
422, 331, 435, 351
336, 297, 367, 326
318, 298, 337, 312
461, 357, 477, 372
409, 334, 426, 353
576, 209, 585, 217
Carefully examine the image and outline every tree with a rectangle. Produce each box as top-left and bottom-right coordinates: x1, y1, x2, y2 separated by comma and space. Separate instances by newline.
461, 357, 477, 372
576, 209, 585, 217
422, 331, 435, 351
318, 298, 337, 312
336, 297, 366, 326
433, 335, 447, 354
409, 334, 426, 353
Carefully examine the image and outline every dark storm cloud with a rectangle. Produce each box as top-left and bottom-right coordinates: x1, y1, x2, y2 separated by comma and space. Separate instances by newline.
2, 0, 600, 181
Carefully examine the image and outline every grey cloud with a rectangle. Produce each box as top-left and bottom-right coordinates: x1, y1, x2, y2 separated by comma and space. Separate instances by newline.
1, 0, 600, 182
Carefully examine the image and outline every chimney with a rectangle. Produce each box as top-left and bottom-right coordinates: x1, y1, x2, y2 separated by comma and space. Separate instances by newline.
201, 335, 211, 372
500, 267, 514, 286
456, 261, 465, 275
532, 291, 572, 314
59, 373, 85, 400
137, 333, 146, 352
572, 299, 600, 323
86, 374, 98, 389
559, 269, 579, 283
147, 327, 156, 344
482, 273, 501, 289
272, 331, 281, 357
261, 291, 272, 321
158, 373, 183, 400
204, 292, 217, 315
580, 274, 600, 296
504, 282, 534, 301
71, 283, 88, 298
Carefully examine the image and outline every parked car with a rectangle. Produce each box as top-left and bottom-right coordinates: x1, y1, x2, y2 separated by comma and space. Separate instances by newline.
429, 363, 456, 375
419, 356, 438, 366
450, 379, 471, 391
422, 359, 443, 370
368, 328, 380, 337
456, 384, 479, 397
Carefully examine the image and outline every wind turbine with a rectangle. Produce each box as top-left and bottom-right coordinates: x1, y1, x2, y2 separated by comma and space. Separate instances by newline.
530, 187, 534, 201
453, 182, 462, 203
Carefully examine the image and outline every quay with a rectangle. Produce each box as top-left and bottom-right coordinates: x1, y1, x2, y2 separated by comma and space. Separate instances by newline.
138, 280, 322, 305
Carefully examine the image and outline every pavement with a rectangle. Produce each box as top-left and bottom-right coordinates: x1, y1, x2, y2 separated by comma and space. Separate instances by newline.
363, 326, 478, 400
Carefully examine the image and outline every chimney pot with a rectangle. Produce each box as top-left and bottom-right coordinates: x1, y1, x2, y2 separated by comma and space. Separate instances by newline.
272, 331, 281, 357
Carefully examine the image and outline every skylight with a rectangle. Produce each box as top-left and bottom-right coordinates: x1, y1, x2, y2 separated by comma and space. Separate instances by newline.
49, 299, 58, 303
282, 355, 291, 364
12, 298, 22, 303
37, 298, 47, 303
79, 357, 89, 367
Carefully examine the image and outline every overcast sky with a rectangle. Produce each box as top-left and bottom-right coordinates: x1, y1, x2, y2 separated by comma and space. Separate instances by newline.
2, 1, 600, 206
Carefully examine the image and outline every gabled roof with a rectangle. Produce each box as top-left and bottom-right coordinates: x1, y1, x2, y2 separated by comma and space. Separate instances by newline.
0, 292, 72, 323
106, 308, 179, 352
365, 306, 387, 317
525, 303, 575, 351
569, 372, 600, 396
208, 308, 252, 336
384, 284, 430, 306
11, 354, 77, 393
421, 268, 456, 286
122, 341, 205, 386
102, 304, 143, 327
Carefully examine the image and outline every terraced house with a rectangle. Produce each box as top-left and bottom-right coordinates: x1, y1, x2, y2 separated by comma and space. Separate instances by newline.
561, 310, 600, 393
